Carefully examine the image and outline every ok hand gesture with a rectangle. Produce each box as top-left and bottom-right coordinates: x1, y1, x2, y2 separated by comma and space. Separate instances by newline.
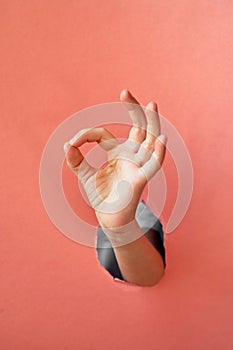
64, 90, 167, 231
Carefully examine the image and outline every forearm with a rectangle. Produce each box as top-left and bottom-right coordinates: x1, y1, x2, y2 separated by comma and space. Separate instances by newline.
102, 221, 165, 287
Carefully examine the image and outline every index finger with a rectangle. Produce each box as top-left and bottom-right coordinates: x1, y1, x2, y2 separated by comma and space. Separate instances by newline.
69, 127, 119, 151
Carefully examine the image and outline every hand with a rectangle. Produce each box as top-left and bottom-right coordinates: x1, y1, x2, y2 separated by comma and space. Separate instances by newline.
64, 89, 167, 231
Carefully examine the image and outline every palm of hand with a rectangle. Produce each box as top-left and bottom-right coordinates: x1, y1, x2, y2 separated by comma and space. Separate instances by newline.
88, 142, 147, 211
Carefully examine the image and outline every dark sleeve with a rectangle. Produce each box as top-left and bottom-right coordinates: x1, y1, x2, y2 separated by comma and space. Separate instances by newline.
95, 200, 166, 281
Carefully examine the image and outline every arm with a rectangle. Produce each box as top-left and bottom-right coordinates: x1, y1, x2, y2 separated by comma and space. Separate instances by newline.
64, 89, 168, 287
106, 222, 165, 286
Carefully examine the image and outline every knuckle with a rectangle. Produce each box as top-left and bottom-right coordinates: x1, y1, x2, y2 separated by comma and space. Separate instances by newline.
143, 141, 154, 152
135, 126, 145, 134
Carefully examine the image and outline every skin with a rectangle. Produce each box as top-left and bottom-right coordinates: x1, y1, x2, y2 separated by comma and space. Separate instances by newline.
64, 89, 168, 287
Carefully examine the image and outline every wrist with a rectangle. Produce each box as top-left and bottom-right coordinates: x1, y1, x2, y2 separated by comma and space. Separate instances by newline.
101, 219, 145, 248
96, 209, 136, 231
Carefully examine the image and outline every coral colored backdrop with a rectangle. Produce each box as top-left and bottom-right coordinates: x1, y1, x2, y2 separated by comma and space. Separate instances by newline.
1, 1, 232, 349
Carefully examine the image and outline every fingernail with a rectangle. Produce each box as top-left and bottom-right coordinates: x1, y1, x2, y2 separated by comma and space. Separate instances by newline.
120, 89, 130, 98
157, 135, 167, 145
147, 101, 158, 112
63, 142, 71, 153
69, 135, 78, 145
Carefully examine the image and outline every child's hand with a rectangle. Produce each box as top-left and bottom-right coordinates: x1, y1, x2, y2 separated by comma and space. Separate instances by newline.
64, 90, 167, 231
